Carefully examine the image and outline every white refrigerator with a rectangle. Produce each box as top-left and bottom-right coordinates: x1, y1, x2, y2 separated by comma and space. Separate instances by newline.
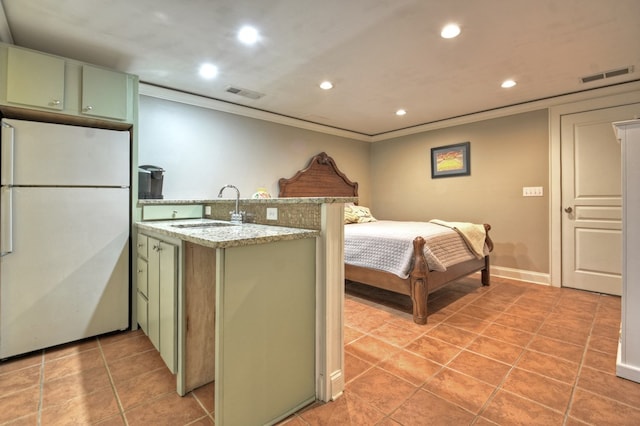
0, 118, 130, 359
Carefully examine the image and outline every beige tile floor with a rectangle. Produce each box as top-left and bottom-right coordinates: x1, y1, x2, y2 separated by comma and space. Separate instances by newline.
0, 327, 214, 425
2, 276, 639, 425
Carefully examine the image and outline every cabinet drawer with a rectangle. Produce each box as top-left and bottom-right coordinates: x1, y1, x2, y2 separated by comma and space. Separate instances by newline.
137, 291, 148, 334
137, 234, 148, 258
141, 205, 203, 220
137, 258, 148, 297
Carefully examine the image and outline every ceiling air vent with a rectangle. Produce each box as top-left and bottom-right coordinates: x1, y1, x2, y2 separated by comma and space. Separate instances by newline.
581, 66, 634, 84
225, 85, 265, 100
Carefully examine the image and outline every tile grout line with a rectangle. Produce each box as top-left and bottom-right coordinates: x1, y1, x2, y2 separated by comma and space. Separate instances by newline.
346, 280, 518, 408
429, 284, 568, 423
345, 301, 444, 424
449, 290, 544, 423
561, 295, 640, 418
561, 294, 601, 425
475, 290, 564, 423
351, 287, 489, 423
190, 391, 215, 422
97, 336, 129, 426
37, 350, 45, 426
323, 280, 628, 425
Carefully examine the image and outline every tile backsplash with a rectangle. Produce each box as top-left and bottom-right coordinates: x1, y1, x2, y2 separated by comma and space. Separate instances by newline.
206, 201, 322, 230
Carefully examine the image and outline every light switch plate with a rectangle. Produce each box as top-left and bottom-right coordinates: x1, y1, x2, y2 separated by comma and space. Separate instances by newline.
523, 186, 544, 197
266, 207, 278, 220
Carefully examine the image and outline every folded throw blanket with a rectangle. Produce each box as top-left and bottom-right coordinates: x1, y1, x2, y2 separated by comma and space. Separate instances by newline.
429, 219, 486, 259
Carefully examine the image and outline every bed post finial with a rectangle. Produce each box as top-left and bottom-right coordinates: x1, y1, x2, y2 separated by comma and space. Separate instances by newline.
317, 152, 331, 165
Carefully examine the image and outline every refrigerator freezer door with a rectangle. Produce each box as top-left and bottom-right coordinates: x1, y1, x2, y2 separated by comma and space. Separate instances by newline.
1, 118, 130, 187
0, 187, 129, 358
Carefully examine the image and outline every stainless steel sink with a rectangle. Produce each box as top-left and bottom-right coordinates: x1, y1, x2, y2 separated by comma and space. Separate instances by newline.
171, 221, 236, 229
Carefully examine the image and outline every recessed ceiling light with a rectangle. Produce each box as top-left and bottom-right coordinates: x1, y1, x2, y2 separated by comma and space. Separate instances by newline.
198, 63, 218, 79
396, 109, 407, 116
501, 79, 517, 88
319, 81, 333, 90
238, 25, 260, 45
441, 23, 461, 39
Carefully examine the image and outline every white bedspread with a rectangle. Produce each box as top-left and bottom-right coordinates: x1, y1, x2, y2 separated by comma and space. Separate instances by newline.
344, 220, 480, 279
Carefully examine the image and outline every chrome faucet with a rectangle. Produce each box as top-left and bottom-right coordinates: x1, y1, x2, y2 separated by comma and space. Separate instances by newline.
217, 184, 244, 224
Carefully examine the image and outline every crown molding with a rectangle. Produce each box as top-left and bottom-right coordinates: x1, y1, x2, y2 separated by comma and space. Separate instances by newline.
139, 83, 372, 142
141, 80, 640, 143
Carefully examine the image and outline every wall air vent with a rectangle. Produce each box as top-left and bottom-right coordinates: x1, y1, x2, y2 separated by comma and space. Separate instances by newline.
225, 85, 265, 100
581, 66, 634, 84
581, 73, 605, 83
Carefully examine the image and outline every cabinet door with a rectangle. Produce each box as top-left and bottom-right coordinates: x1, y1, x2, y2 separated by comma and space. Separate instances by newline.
147, 238, 161, 351
216, 238, 316, 425
81, 65, 128, 120
6, 48, 65, 110
137, 258, 148, 297
158, 241, 178, 374
137, 234, 148, 259
147, 236, 178, 373
137, 292, 149, 334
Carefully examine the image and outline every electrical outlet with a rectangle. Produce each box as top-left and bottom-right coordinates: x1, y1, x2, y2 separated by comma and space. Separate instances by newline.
522, 186, 544, 197
266, 207, 278, 220
204, 206, 212, 215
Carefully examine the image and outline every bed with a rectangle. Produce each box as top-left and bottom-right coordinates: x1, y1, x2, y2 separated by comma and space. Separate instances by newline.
278, 152, 493, 324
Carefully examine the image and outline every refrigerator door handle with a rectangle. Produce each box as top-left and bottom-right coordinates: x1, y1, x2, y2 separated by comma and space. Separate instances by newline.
0, 186, 12, 256
1, 121, 14, 186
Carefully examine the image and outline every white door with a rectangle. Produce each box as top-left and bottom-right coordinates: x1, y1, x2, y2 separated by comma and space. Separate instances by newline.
561, 103, 640, 295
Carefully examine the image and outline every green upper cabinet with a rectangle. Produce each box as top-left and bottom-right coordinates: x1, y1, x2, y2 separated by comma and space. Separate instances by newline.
81, 65, 128, 121
0, 42, 137, 124
6, 47, 65, 111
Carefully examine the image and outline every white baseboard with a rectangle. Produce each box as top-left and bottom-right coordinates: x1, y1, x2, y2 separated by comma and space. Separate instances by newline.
617, 340, 640, 384
488, 265, 551, 286
330, 371, 345, 401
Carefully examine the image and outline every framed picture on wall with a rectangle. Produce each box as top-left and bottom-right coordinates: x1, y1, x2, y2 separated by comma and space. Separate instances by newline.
431, 141, 470, 178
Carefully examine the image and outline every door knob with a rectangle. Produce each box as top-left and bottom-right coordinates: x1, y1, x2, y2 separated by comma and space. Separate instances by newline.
564, 207, 573, 213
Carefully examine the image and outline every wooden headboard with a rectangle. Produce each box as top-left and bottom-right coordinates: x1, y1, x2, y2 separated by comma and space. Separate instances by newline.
278, 152, 358, 199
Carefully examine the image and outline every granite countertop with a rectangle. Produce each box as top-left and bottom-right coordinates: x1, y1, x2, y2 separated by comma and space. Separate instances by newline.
137, 197, 357, 206
136, 218, 320, 249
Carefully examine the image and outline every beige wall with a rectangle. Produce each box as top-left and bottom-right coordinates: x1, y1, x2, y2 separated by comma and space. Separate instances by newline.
370, 109, 549, 273
139, 95, 550, 274
139, 95, 372, 204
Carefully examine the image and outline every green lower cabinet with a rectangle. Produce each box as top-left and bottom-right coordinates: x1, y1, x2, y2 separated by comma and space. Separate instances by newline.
138, 233, 178, 374
215, 237, 316, 425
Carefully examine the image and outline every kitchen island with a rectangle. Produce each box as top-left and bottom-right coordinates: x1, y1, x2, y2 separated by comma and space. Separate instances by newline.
136, 218, 320, 426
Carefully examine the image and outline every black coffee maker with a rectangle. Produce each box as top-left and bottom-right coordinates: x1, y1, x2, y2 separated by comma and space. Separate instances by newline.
138, 165, 165, 199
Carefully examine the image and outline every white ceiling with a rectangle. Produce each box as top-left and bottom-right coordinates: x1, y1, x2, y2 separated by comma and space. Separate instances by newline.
1, 0, 639, 137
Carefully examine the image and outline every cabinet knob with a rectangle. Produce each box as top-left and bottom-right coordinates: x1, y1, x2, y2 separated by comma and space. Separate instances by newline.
49, 99, 61, 106
83, 105, 93, 111
564, 207, 573, 213
137, 269, 144, 273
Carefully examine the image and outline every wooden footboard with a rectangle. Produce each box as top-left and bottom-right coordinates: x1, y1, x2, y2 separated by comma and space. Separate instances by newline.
345, 224, 493, 325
